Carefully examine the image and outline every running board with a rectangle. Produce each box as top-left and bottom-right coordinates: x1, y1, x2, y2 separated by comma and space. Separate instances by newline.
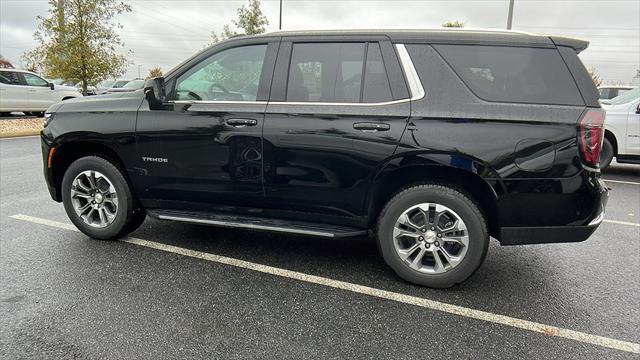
146, 209, 368, 238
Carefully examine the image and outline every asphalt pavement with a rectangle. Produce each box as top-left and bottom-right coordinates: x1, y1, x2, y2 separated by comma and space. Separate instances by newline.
1, 136, 639, 359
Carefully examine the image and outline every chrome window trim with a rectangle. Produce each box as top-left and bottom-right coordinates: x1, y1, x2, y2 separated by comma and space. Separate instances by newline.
172, 100, 268, 105
395, 43, 425, 101
169, 43, 425, 107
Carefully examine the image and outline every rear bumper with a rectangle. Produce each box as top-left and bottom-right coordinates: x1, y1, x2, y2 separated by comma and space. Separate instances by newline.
498, 176, 609, 245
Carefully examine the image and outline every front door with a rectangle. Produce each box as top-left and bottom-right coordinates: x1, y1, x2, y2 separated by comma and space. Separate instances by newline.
22, 72, 55, 110
135, 41, 278, 209
262, 38, 411, 222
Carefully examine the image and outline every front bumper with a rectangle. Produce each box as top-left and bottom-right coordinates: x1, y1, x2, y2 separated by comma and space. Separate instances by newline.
499, 177, 609, 245
41, 132, 61, 202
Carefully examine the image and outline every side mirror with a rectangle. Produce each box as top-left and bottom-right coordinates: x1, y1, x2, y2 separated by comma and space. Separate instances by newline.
49, 82, 55, 90
636, 103, 640, 114
144, 77, 165, 110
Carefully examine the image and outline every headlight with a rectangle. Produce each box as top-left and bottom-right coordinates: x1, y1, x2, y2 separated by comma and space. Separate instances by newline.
43, 112, 54, 127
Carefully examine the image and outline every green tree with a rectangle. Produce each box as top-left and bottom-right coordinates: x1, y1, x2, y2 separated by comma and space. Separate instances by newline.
22, 0, 131, 95
210, 0, 269, 44
443, 20, 464, 28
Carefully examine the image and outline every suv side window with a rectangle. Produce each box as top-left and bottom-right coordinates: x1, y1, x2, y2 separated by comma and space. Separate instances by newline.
286, 42, 394, 103
434, 44, 583, 106
23, 73, 50, 87
0, 71, 21, 85
175, 44, 267, 102
363, 43, 393, 103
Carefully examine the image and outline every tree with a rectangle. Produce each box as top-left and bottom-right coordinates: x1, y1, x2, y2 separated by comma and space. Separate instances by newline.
0, 55, 14, 69
147, 67, 163, 79
209, 0, 269, 45
443, 20, 464, 28
588, 67, 602, 87
22, 0, 132, 95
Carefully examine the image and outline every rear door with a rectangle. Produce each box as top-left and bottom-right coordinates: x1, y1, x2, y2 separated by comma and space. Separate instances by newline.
262, 36, 411, 221
0, 71, 29, 111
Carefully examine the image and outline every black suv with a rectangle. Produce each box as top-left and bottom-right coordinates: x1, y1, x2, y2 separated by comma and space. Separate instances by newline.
41, 30, 608, 288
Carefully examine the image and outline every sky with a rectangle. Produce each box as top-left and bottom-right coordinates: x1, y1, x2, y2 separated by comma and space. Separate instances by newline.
1, 0, 638, 84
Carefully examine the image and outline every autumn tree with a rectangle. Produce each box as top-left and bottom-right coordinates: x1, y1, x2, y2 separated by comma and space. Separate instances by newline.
147, 67, 163, 79
210, 0, 269, 44
443, 20, 464, 28
22, 0, 132, 95
0, 55, 14, 69
588, 67, 602, 87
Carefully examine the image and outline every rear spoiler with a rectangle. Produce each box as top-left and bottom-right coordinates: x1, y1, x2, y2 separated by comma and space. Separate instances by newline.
549, 36, 589, 54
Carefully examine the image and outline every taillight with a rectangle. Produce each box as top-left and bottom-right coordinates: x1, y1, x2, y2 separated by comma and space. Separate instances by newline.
577, 108, 605, 168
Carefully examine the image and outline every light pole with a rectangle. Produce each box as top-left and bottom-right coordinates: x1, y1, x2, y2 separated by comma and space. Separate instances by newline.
507, 0, 514, 29
279, 0, 282, 30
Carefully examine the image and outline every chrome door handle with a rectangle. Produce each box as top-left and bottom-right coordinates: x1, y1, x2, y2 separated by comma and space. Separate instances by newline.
226, 118, 258, 127
353, 122, 390, 132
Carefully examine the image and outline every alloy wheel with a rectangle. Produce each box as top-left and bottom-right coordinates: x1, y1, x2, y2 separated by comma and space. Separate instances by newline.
70, 170, 119, 228
393, 203, 469, 274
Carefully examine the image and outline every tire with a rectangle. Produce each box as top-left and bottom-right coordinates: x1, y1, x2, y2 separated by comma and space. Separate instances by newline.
0, 112, 10, 117
376, 183, 489, 288
61, 156, 144, 240
600, 137, 614, 170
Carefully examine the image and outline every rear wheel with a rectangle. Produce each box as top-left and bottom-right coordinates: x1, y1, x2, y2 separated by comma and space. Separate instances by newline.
62, 156, 144, 240
600, 137, 614, 169
376, 183, 489, 288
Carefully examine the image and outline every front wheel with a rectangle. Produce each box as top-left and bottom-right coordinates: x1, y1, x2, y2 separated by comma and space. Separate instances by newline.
376, 183, 489, 288
62, 156, 145, 240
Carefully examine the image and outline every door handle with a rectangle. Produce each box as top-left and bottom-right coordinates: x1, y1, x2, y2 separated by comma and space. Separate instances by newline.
226, 118, 258, 127
353, 122, 390, 132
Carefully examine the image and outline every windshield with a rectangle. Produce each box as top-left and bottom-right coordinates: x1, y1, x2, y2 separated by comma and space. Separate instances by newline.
97, 80, 115, 88
123, 80, 145, 89
609, 88, 639, 105
112, 80, 129, 88
50, 78, 64, 85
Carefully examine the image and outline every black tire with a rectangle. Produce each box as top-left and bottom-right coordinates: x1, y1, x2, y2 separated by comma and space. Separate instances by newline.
376, 183, 489, 288
62, 156, 144, 240
600, 137, 614, 170
0, 112, 11, 117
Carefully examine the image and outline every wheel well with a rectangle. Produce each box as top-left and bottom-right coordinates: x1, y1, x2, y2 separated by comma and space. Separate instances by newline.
604, 130, 618, 156
62, 96, 76, 101
51, 141, 128, 201
368, 165, 499, 238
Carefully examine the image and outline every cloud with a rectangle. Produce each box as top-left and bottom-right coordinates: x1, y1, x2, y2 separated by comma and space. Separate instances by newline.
1, 0, 638, 82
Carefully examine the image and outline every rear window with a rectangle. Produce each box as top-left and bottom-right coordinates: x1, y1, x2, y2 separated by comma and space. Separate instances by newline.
434, 45, 583, 106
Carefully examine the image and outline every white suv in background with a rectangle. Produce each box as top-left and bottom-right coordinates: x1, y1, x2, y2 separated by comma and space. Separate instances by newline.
0, 69, 82, 116
601, 88, 640, 168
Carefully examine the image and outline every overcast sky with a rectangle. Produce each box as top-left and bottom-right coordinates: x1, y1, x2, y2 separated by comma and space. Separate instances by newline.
1, 0, 638, 83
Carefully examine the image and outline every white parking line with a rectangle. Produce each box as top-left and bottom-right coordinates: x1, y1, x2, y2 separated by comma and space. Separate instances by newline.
603, 219, 640, 227
603, 179, 640, 186
8, 213, 640, 354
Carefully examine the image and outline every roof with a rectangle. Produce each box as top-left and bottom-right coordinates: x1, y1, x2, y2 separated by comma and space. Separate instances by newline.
0, 68, 37, 74
254, 28, 589, 52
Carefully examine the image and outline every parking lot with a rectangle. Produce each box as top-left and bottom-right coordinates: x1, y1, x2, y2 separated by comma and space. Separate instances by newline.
1, 136, 638, 359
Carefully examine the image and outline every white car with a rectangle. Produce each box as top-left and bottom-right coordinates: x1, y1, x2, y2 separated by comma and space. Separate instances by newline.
0, 69, 82, 116
598, 85, 637, 100
601, 88, 640, 168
